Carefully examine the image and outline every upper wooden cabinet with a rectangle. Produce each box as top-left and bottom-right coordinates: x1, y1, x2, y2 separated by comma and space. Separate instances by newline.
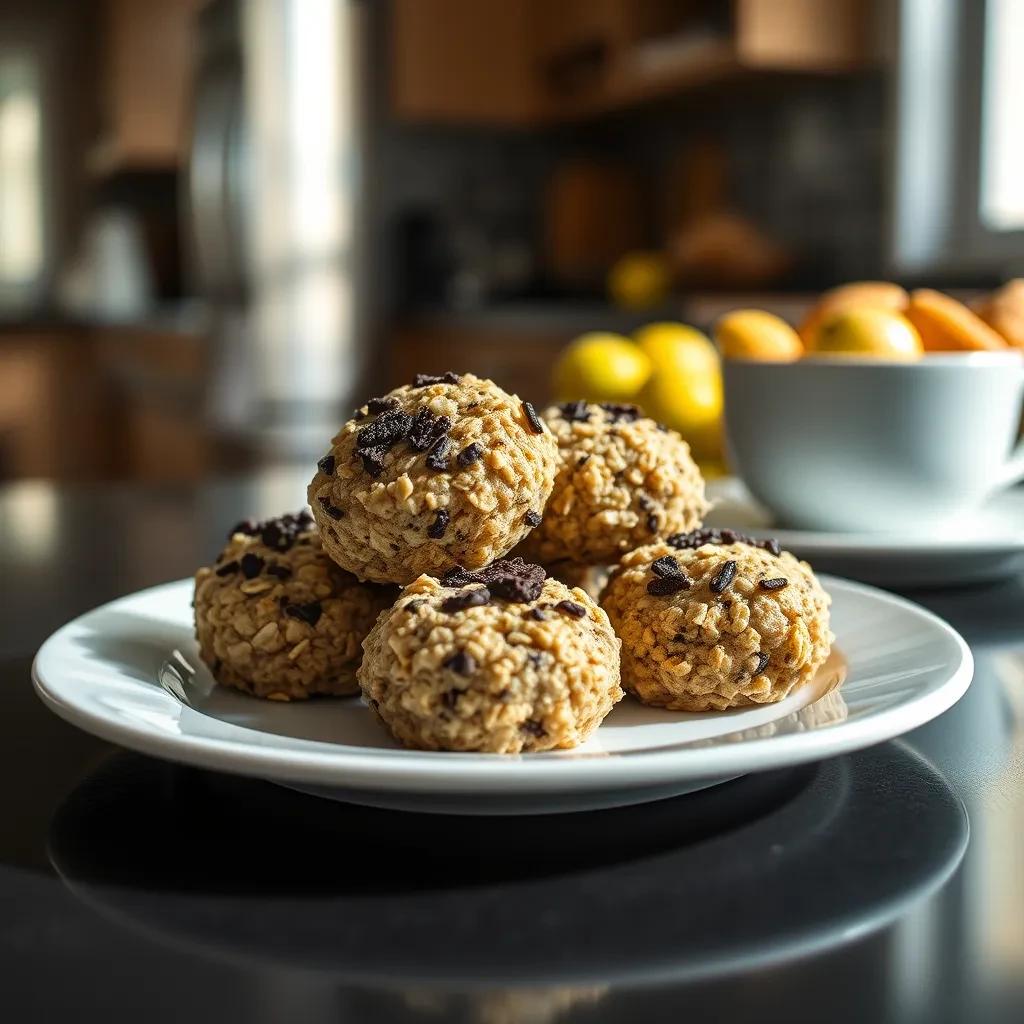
390, 0, 873, 126
89, 0, 203, 174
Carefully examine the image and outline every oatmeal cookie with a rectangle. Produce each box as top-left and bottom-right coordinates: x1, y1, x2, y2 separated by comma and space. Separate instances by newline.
517, 401, 707, 566
308, 373, 559, 584
194, 511, 394, 700
358, 558, 622, 752
601, 528, 832, 711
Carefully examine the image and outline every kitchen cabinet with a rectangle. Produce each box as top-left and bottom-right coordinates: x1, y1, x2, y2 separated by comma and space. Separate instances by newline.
390, 0, 873, 126
89, 0, 203, 174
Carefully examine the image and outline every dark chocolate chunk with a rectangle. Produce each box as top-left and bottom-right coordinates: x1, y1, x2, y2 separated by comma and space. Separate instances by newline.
427, 509, 450, 539
765, 538, 782, 557
709, 559, 738, 594
636, 493, 653, 510
412, 371, 460, 388
651, 555, 682, 578
440, 689, 461, 710
521, 720, 546, 738
558, 400, 592, 423
443, 650, 476, 676
317, 495, 344, 520
266, 564, 292, 580
425, 436, 452, 471
441, 587, 491, 613
522, 401, 544, 434
647, 512, 659, 533
753, 651, 770, 676
317, 453, 336, 476
405, 599, 425, 613
554, 600, 587, 619
215, 560, 239, 577
528, 607, 548, 621
759, 577, 789, 591
240, 553, 264, 579
525, 510, 542, 528
600, 403, 641, 423
647, 575, 691, 596
228, 519, 258, 538
356, 407, 412, 452
284, 600, 322, 627
457, 442, 483, 467
577, 454, 591, 466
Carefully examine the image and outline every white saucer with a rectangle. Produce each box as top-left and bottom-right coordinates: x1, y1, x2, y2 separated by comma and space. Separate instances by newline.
707, 478, 1024, 588
33, 575, 972, 814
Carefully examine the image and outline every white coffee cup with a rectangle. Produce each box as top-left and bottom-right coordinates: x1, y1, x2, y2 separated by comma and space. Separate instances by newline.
723, 351, 1024, 532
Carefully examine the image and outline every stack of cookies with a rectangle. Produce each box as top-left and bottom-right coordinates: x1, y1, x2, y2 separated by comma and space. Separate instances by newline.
194, 371, 833, 753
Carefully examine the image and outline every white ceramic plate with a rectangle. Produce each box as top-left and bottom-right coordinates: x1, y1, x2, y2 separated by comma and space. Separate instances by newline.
707, 478, 1024, 588
33, 576, 972, 815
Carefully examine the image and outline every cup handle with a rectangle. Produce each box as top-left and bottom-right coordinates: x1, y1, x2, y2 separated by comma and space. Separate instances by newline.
994, 437, 1024, 490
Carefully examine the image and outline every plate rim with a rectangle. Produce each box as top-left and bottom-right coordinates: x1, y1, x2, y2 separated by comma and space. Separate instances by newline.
32, 575, 974, 794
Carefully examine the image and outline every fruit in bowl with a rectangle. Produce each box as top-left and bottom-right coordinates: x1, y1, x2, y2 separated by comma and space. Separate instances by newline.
813, 307, 923, 360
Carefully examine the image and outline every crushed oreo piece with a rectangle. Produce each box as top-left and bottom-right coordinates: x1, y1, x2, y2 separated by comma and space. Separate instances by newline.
412, 371, 460, 388
457, 442, 483, 467
267, 565, 292, 580
427, 509, 450, 539
408, 408, 452, 452
753, 651, 770, 676
647, 512, 659, 533
229, 519, 258, 538
317, 453, 336, 476
558, 400, 592, 423
525, 510, 542, 528
521, 720, 546, 738
441, 587, 491, 613
359, 447, 387, 477
667, 527, 782, 557
709, 560, 738, 594
522, 401, 544, 434
356, 407, 412, 453
441, 565, 475, 587
425, 436, 452, 471
215, 560, 239, 577
366, 396, 399, 415
230, 510, 313, 552
443, 650, 476, 676
647, 575, 691, 597
651, 555, 682, 578
284, 600, 322, 627
240, 553, 264, 579
600, 403, 641, 423
317, 495, 344, 520
473, 558, 546, 603
759, 577, 789, 592
555, 600, 587, 619
528, 607, 548, 621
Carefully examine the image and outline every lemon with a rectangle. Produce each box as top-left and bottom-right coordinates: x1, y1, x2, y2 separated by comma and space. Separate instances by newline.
815, 307, 923, 359
607, 251, 670, 309
715, 310, 803, 361
634, 321, 720, 379
552, 332, 652, 403
640, 365, 723, 463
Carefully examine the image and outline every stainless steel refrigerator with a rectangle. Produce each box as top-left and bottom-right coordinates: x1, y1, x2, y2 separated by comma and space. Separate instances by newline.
186, 0, 372, 460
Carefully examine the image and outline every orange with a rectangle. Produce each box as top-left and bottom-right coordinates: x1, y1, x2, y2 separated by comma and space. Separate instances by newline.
800, 282, 908, 348
976, 279, 1024, 350
906, 289, 1007, 352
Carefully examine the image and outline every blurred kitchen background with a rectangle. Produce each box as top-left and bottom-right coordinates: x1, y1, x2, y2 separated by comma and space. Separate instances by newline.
0, 0, 1021, 482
